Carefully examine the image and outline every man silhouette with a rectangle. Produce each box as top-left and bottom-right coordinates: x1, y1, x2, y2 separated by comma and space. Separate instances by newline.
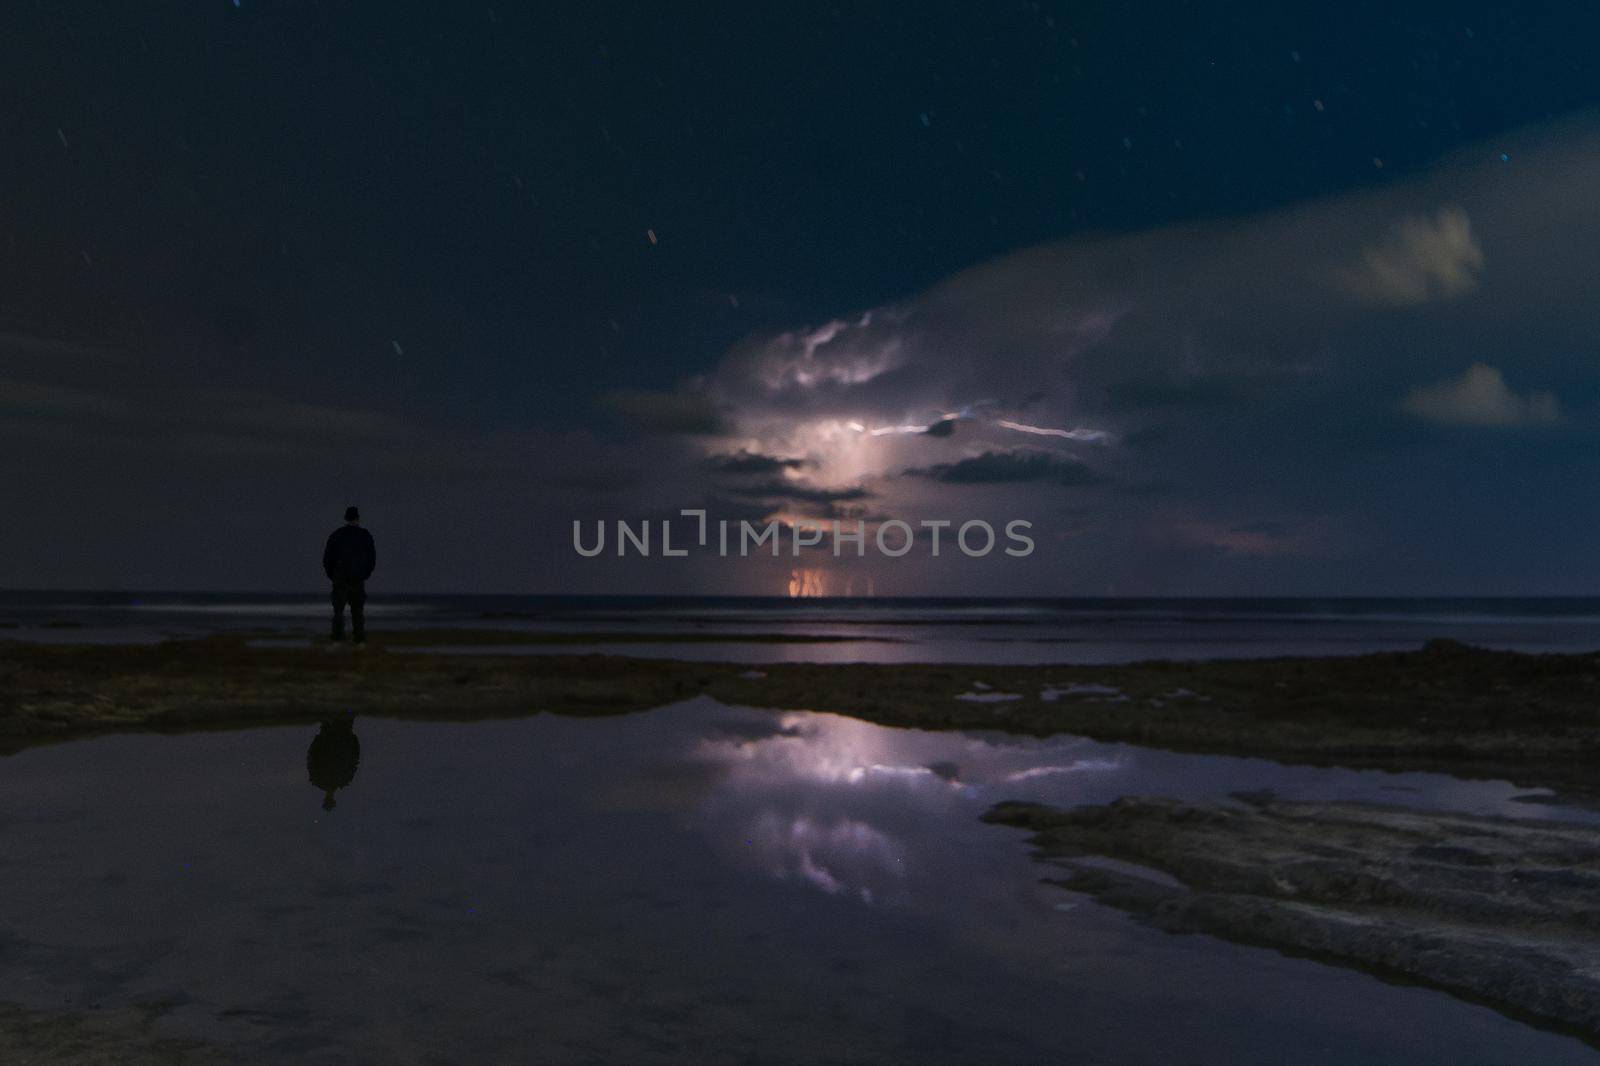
323, 506, 376, 643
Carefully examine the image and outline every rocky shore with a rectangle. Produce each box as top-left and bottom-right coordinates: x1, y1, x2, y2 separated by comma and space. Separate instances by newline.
983, 793, 1600, 1041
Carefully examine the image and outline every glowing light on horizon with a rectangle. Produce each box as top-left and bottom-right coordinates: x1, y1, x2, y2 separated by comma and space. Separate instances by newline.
788, 568, 828, 597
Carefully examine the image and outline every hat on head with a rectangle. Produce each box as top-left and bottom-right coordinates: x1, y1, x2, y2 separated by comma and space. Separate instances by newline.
344, 506, 360, 522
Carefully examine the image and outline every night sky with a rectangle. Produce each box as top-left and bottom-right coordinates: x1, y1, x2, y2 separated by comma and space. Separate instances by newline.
4, 3, 1599, 594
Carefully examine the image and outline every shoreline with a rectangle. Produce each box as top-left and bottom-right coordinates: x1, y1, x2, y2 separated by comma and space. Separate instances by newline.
3, 633, 1596, 801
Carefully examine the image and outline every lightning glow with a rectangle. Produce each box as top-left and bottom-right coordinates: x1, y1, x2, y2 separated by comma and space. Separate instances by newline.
995, 420, 1110, 442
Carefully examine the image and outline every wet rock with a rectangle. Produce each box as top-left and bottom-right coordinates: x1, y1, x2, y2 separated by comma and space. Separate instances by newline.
984, 794, 1600, 1039
1420, 637, 1478, 657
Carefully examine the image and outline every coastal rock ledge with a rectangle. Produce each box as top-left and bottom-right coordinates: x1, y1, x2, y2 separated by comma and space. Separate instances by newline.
983, 794, 1600, 1040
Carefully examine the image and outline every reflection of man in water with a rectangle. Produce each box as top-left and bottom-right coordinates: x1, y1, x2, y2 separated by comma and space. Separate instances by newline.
307, 716, 361, 811
322, 505, 376, 643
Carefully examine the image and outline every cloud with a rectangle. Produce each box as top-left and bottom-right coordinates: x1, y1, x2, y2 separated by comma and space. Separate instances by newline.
1178, 518, 1329, 558
703, 451, 808, 474
992, 420, 1110, 442
1102, 376, 1240, 410
0, 333, 124, 363
905, 450, 1101, 486
560, 118, 1600, 592
0, 369, 422, 458
1401, 363, 1561, 427
721, 315, 908, 396
725, 480, 873, 504
1336, 207, 1485, 305
0, 377, 132, 417
601, 389, 731, 435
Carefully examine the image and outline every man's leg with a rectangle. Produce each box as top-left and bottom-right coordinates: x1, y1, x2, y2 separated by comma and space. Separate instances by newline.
330, 582, 347, 641
350, 581, 367, 643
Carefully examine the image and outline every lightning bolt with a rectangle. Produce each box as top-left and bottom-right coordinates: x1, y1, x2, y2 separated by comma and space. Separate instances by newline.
994, 420, 1109, 442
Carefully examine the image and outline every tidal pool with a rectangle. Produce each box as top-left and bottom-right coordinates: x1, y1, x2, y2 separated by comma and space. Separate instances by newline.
0, 698, 1593, 1064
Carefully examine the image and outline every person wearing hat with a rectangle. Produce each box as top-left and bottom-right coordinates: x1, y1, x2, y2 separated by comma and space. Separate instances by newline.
322, 506, 377, 643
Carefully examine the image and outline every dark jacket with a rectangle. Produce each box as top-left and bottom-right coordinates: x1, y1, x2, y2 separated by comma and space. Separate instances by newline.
323, 525, 376, 582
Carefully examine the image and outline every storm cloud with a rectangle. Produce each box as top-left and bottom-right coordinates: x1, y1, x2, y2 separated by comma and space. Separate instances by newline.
905, 450, 1102, 487
624, 118, 1600, 592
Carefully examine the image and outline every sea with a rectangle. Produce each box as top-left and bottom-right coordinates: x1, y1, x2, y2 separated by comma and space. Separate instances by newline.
3, 591, 1599, 663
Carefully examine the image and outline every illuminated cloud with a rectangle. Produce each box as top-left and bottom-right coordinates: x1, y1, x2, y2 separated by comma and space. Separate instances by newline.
546, 122, 1600, 591
1335, 207, 1485, 305
994, 420, 1110, 442
1004, 760, 1122, 781
1401, 363, 1561, 427
741, 812, 908, 900
905, 450, 1101, 487
702, 451, 809, 474
725, 480, 873, 505
724, 313, 908, 395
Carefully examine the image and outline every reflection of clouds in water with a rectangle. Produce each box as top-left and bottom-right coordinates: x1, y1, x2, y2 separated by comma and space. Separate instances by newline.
696, 712, 1029, 794
688, 709, 1116, 904
745, 811, 907, 903
855, 763, 938, 782
1004, 760, 1122, 782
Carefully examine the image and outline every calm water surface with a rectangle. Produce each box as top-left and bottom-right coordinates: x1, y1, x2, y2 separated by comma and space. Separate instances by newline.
0, 698, 1593, 1064
8, 593, 1600, 662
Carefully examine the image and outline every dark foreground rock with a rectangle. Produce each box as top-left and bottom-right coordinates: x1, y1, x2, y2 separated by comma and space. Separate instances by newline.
984, 794, 1600, 1040
0, 1001, 219, 1064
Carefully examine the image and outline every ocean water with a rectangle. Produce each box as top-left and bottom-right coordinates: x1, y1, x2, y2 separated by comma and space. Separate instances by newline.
4, 592, 1600, 663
